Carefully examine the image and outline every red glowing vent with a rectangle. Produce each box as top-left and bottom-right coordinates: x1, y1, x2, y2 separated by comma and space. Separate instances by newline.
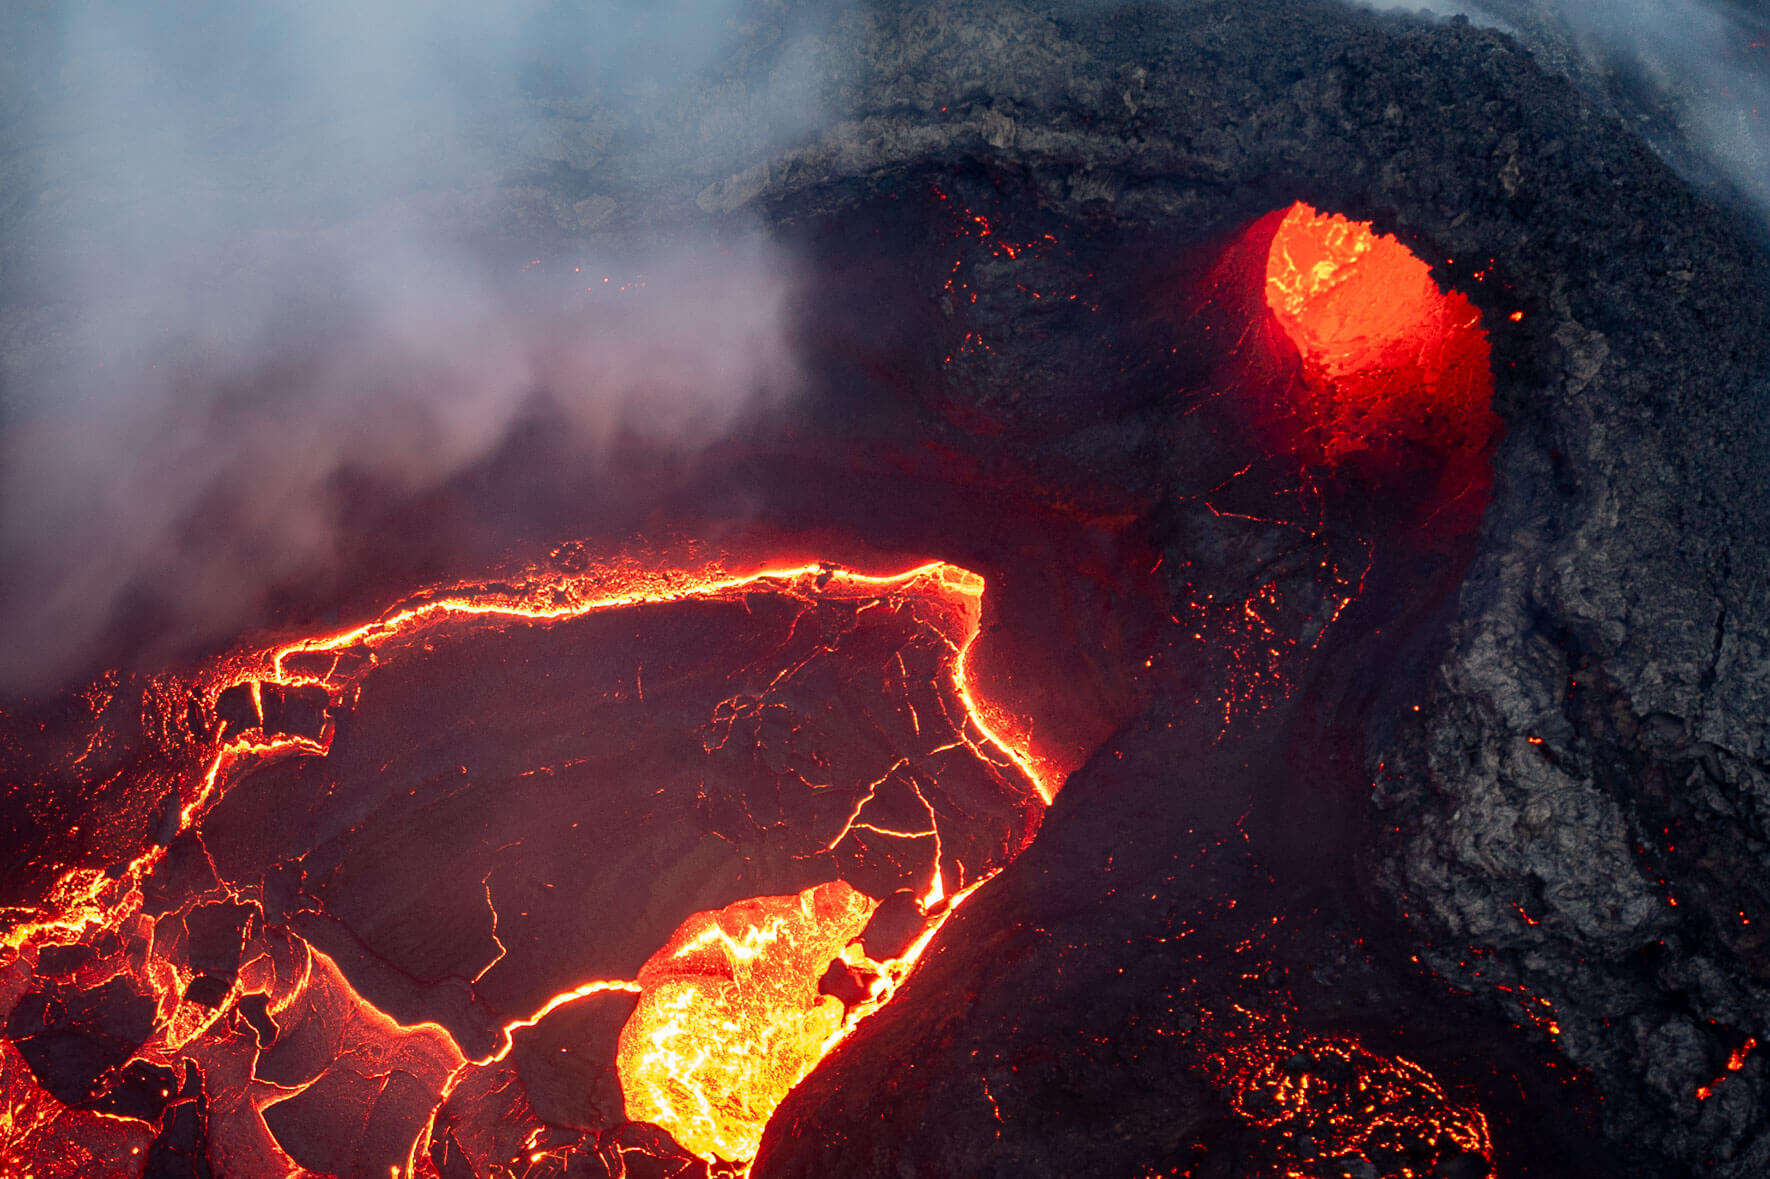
1260, 202, 1500, 524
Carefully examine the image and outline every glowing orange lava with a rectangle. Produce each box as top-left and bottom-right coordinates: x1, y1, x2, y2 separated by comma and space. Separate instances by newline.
1697, 1035, 1757, 1100
4, 206, 1518, 1169
615, 881, 877, 1163
1, 552, 1061, 1177
1263, 202, 1499, 497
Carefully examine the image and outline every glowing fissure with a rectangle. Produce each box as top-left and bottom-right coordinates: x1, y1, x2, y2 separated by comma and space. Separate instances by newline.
1, 553, 1057, 1176
2, 200, 1516, 1177
481, 979, 644, 1064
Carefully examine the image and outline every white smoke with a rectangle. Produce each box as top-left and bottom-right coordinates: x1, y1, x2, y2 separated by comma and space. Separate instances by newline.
1552, 0, 1769, 223
0, 1, 827, 688
10, 0, 1760, 688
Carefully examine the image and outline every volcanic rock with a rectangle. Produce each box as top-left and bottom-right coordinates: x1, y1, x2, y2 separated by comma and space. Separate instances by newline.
88, 1058, 182, 1123
1, 1, 1767, 1176
5, 977, 159, 1106
857, 888, 927, 962
236, 991, 278, 1049
816, 956, 873, 1008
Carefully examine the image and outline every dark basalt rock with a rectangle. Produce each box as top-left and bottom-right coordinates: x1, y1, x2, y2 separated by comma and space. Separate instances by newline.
88, 1058, 182, 1123
4, 977, 160, 1106
143, 1062, 213, 1179
722, 1, 1770, 1176
858, 888, 928, 961
508, 989, 638, 1132
1, 1, 1766, 1175
235, 990, 278, 1049
34, 942, 96, 977
183, 898, 254, 978
212, 683, 259, 741
140, 832, 224, 918
256, 682, 330, 741
182, 973, 232, 1009
262, 1064, 441, 1179
817, 957, 873, 1008
1435, 1152, 1496, 1179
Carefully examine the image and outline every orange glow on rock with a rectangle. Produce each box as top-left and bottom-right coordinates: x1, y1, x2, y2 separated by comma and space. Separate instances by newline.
1195, 998, 1495, 1178
1262, 202, 1500, 511
3, 559, 1056, 962
2, 550, 1065, 1176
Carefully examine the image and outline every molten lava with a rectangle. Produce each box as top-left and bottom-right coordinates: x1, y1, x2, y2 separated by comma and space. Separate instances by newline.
0, 554, 1058, 1176
616, 881, 877, 1163
2, 204, 1518, 1177
1259, 202, 1500, 530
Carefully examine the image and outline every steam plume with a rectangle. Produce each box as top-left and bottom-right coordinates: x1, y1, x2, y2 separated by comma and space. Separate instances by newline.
0, 0, 823, 688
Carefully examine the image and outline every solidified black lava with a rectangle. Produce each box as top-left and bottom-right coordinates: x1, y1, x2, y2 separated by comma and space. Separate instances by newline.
2, 1, 1767, 1176
730, 2, 1770, 1176
6, 978, 159, 1107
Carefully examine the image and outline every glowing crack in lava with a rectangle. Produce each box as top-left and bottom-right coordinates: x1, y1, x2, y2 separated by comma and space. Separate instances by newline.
0, 557, 1052, 1176
1262, 201, 1500, 512
2, 203, 1515, 1175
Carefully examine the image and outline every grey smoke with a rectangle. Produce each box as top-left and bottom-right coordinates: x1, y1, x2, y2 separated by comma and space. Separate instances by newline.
1361, 0, 1770, 230
0, 1, 828, 689
6, 0, 1762, 691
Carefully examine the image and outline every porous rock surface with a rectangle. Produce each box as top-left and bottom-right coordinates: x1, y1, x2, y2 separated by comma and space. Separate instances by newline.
3, 1, 1768, 1175
715, 2, 1770, 1176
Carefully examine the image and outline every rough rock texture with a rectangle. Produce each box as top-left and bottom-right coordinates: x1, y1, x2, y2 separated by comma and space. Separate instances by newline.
720, 2, 1770, 1176
1433, 0, 1770, 235
3, 1, 1768, 1176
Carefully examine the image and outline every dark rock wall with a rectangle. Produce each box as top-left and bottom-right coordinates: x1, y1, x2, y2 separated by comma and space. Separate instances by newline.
3, 0, 1768, 1175
710, 2, 1770, 1175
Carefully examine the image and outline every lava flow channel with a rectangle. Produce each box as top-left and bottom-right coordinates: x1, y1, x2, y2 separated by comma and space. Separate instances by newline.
0, 557, 1056, 1176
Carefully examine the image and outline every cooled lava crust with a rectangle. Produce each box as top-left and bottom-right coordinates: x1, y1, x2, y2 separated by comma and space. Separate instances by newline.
3, 2, 1770, 1178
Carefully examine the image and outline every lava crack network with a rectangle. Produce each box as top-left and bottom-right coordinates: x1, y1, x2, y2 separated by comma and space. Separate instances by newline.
1, 196, 1514, 1175
0, 558, 1054, 1176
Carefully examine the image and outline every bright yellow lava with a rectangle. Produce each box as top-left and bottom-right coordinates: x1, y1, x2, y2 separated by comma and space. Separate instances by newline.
615, 881, 878, 1163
